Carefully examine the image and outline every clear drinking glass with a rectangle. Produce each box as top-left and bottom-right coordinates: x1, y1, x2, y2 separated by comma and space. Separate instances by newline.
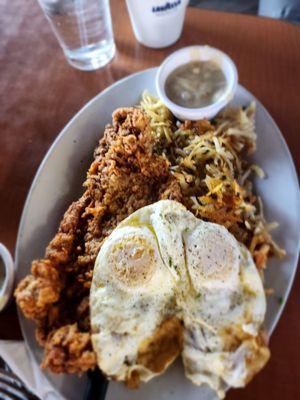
37, 0, 116, 71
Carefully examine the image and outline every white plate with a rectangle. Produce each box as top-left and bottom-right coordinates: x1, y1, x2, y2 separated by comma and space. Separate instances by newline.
15, 68, 300, 400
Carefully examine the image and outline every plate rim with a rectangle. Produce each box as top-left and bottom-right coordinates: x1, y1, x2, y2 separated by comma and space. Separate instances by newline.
14, 67, 300, 398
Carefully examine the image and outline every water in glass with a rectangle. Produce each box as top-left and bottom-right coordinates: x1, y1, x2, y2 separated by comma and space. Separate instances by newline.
38, 0, 115, 70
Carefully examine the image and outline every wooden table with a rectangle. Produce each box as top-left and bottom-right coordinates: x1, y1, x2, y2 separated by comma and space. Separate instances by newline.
1, 0, 299, 398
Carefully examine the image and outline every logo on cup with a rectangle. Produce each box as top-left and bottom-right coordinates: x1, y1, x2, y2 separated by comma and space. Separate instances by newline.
152, 0, 181, 14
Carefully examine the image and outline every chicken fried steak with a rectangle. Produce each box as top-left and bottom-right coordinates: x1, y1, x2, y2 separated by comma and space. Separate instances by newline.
15, 108, 182, 374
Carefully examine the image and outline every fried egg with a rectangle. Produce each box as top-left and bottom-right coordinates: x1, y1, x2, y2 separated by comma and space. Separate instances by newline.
90, 202, 184, 385
182, 222, 269, 397
90, 200, 270, 397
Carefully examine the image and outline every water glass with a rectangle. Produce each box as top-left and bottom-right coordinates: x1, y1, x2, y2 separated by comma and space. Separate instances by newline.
37, 0, 116, 71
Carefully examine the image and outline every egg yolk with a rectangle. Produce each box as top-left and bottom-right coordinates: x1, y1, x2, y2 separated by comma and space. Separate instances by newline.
185, 223, 240, 291
108, 234, 156, 287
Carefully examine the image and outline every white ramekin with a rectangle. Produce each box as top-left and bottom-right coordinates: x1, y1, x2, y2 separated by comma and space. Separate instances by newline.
0, 243, 14, 312
156, 45, 238, 120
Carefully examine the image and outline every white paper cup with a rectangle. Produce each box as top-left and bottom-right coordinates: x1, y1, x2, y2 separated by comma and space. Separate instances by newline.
125, 0, 188, 48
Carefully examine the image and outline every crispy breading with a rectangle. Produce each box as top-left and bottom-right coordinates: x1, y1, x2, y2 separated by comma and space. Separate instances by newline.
41, 324, 97, 374
15, 107, 182, 374
15, 260, 62, 321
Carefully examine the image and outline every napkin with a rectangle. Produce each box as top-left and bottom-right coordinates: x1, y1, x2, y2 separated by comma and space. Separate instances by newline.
0, 340, 63, 400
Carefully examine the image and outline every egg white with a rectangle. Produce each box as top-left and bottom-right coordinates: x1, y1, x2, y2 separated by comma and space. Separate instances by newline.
90, 200, 269, 396
90, 208, 179, 382
182, 225, 268, 398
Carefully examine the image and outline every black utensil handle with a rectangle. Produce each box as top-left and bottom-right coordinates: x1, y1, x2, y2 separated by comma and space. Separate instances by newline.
0, 357, 39, 400
85, 369, 108, 400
